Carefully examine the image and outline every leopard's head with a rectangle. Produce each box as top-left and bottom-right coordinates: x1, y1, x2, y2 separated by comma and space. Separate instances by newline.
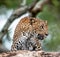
20, 17, 48, 40
29, 17, 48, 40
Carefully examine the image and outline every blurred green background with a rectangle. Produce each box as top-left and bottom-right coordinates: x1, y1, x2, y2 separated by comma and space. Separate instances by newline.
0, 0, 60, 52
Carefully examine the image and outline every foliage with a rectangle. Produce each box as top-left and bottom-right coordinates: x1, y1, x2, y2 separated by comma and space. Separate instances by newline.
0, 0, 21, 8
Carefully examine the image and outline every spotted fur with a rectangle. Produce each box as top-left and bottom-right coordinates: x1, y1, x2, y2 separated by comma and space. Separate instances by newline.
11, 17, 48, 51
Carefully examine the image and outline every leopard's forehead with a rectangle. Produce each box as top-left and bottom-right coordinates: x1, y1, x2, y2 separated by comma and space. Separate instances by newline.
20, 17, 47, 25
19, 17, 48, 31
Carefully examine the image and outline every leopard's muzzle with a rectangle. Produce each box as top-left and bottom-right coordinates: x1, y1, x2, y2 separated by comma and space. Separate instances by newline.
37, 34, 48, 40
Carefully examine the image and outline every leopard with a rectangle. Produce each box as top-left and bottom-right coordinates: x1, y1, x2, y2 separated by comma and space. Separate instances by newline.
11, 17, 48, 51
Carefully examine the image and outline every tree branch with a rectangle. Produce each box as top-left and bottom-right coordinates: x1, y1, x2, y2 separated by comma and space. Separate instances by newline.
29, 0, 49, 17
0, 6, 28, 40
0, 50, 60, 57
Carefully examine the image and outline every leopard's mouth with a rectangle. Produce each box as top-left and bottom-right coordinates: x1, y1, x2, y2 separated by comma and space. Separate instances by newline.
37, 34, 45, 40
37, 34, 48, 40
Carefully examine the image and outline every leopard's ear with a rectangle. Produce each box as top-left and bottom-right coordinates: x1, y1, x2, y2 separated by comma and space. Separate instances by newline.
44, 20, 47, 24
30, 18, 35, 25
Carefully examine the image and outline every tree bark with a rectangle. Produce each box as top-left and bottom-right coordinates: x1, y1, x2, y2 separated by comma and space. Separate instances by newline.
0, 50, 60, 57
